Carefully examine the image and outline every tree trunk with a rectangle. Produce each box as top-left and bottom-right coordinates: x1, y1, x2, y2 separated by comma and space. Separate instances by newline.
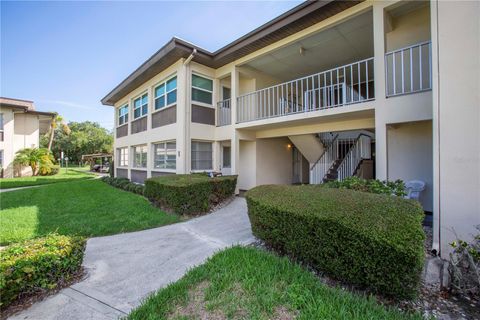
47, 126, 55, 151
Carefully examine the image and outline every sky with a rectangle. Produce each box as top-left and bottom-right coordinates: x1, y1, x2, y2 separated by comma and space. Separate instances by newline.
1, 0, 302, 130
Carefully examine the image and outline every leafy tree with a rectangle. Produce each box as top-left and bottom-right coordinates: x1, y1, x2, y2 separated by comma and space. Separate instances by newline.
14, 148, 54, 176
42, 121, 113, 163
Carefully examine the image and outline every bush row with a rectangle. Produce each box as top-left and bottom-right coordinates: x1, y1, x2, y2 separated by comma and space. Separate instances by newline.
0, 234, 85, 308
144, 174, 237, 215
325, 177, 406, 196
101, 176, 145, 195
246, 184, 425, 299
39, 164, 60, 176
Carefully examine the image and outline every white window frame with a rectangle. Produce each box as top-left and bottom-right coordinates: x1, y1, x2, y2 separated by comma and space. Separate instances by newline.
153, 75, 177, 112
152, 141, 176, 172
191, 140, 213, 172
191, 73, 214, 107
117, 104, 129, 127
117, 147, 128, 167
133, 93, 148, 120
132, 145, 148, 169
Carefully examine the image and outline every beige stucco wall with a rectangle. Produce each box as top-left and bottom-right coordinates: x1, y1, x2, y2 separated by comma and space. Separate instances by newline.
238, 140, 256, 190
431, 0, 480, 256
385, 4, 431, 52
387, 120, 433, 212
256, 137, 292, 186
0, 109, 41, 178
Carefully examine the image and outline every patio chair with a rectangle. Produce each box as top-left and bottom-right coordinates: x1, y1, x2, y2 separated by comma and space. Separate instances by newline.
404, 180, 425, 201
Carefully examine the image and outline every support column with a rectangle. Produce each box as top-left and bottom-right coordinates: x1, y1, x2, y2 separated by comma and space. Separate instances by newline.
176, 61, 188, 174
230, 67, 240, 175
373, 3, 388, 180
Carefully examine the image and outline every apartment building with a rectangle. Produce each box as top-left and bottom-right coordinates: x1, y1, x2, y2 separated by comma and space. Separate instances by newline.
0, 97, 55, 178
102, 0, 479, 257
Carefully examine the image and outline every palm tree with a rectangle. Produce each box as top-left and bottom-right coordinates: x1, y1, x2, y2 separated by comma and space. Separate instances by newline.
14, 148, 53, 176
47, 114, 70, 151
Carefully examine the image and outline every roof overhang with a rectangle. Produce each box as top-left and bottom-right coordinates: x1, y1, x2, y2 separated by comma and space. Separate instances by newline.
101, 0, 363, 106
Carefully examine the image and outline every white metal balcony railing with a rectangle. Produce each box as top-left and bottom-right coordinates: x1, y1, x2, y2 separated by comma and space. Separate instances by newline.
236, 58, 374, 123
385, 41, 432, 97
217, 98, 231, 126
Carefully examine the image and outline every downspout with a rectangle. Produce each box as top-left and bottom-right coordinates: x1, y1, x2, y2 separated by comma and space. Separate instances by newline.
183, 49, 196, 173
431, 0, 441, 256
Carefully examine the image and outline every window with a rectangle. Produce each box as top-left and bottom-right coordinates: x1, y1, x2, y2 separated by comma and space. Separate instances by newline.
192, 74, 213, 105
0, 150, 3, 169
153, 141, 176, 170
191, 141, 213, 171
133, 145, 147, 168
155, 76, 177, 110
133, 93, 148, 119
118, 105, 128, 126
117, 147, 128, 166
222, 146, 231, 168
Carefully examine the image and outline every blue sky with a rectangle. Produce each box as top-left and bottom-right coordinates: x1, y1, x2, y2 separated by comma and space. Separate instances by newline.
1, 0, 302, 130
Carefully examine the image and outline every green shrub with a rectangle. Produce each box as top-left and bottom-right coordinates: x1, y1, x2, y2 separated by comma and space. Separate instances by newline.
246, 184, 425, 299
325, 177, 406, 197
0, 234, 85, 308
144, 174, 237, 215
39, 164, 60, 176
100, 176, 145, 196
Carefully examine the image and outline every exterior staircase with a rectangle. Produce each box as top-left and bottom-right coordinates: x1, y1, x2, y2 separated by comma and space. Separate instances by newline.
310, 133, 372, 184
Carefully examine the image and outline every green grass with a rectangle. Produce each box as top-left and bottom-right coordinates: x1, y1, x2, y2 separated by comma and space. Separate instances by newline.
0, 168, 93, 189
128, 246, 421, 320
0, 179, 180, 245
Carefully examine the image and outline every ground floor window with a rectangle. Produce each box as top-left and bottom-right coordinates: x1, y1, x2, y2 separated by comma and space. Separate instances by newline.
133, 145, 147, 168
154, 141, 176, 170
191, 141, 212, 171
117, 147, 128, 167
223, 146, 231, 168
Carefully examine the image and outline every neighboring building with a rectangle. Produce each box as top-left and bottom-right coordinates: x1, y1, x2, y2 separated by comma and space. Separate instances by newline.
0, 97, 55, 178
102, 0, 479, 257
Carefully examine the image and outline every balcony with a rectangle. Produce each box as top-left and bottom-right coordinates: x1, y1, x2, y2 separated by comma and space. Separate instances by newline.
217, 99, 231, 126
385, 41, 432, 97
236, 58, 374, 123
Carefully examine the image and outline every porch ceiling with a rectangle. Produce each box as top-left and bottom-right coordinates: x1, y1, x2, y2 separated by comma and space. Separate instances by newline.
242, 10, 373, 82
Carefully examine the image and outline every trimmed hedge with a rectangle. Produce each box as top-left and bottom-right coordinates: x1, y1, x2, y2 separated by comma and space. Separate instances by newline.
246, 184, 425, 299
101, 176, 145, 196
0, 234, 85, 308
144, 174, 237, 215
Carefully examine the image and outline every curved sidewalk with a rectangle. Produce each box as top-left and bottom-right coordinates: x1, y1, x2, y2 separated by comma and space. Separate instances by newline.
9, 197, 254, 320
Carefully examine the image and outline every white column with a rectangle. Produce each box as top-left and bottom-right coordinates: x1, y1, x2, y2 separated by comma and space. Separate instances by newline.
230, 67, 240, 175
176, 61, 188, 174
373, 3, 388, 180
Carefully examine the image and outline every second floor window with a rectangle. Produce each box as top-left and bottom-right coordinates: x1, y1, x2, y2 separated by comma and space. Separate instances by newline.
133, 145, 147, 168
133, 94, 148, 119
192, 74, 213, 105
118, 105, 128, 126
118, 147, 128, 166
155, 76, 177, 110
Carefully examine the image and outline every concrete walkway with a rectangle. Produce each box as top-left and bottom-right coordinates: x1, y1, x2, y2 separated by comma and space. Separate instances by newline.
9, 197, 254, 320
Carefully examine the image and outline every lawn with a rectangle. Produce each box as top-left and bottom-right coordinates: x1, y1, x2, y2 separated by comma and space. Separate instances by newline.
0, 179, 180, 245
0, 168, 93, 189
128, 246, 421, 320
